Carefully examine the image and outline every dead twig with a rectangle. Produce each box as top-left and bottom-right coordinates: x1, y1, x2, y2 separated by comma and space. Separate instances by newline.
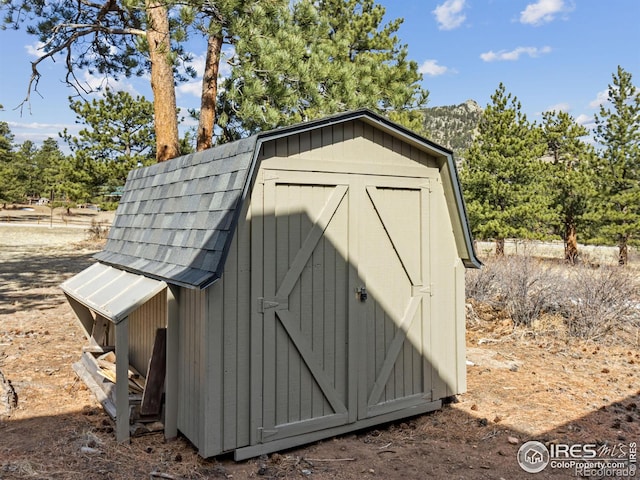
481, 429, 500, 440
150, 472, 177, 480
303, 457, 356, 462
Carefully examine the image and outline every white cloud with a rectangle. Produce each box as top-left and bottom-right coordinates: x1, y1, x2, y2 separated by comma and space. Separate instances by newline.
176, 47, 236, 99
419, 59, 449, 77
177, 109, 199, 128
575, 113, 596, 129
25, 42, 46, 58
544, 102, 570, 113
220, 45, 235, 78
433, 0, 467, 31
177, 81, 202, 98
480, 46, 552, 62
588, 89, 609, 108
520, 0, 573, 26
185, 53, 207, 79
219, 59, 232, 79
7, 121, 77, 151
80, 71, 139, 97
8, 120, 72, 131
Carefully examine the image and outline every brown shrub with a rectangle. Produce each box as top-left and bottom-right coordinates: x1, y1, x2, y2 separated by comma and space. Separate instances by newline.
562, 266, 639, 340
86, 220, 110, 241
466, 255, 640, 341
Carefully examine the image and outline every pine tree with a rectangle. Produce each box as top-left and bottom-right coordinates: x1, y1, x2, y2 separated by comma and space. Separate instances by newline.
14, 140, 39, 201
36, 138, 70, 206
1, 0, 184, 161
216, 0, 428, 141
541, 110, 596, 263
0, 121, 18, 204
461, 83, 550, 255
61, 89, 156, 191
592, 66, 640, 265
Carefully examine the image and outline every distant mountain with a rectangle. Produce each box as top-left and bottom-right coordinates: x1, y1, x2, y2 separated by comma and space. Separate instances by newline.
421, 100, 483, 161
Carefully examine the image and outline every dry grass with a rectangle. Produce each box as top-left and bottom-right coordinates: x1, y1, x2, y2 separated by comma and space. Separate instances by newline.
467, 252, 640, 341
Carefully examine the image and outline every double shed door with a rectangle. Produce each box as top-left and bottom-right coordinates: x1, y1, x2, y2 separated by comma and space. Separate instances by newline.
251, 170, 432, 444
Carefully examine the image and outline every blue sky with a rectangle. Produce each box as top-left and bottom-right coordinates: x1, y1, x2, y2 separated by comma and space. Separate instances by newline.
0, 0, 638, 150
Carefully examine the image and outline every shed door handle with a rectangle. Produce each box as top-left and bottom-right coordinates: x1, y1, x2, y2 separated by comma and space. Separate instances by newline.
356, 286, 367, 302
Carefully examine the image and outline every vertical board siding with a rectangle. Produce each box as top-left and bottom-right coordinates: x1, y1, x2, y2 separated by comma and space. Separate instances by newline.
429, 179, 459, 400
360, 187, 419, 404
198, 198, 253, 456
235, 203, 253, 447
204, 276, 223, 455
287, 185, 302, 424
249, 180, 265, 446
128, 290, 167, 376
262, 178, 278, 433
185, 126, 461, 456
455, 259, 467, 395
262, 179, 350, 432
311, 186, 327, 418
274, 120, 438, 171
274, 182, 294, 425
251, 156, 441, 442
177, 287, 206, 447
275, 185, 291, 426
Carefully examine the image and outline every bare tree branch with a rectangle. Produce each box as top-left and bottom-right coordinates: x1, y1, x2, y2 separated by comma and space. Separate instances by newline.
16, 19, 146, 114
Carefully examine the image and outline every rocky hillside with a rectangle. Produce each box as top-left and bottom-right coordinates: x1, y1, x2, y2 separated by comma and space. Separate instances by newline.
421, 99, 483, 161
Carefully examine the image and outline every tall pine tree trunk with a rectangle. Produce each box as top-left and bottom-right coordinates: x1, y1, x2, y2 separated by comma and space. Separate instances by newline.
565, 221, 578, 264
618, 233, 629, 266
495, 238, 505, 256
146, 0, 180, 162
196, 32, 223, 151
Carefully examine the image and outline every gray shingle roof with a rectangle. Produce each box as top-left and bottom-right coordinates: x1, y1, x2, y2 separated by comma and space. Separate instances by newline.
94, 136, 258, 288
94, 109, 480, 289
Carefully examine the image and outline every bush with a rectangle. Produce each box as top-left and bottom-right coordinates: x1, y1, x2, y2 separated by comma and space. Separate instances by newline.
562, 266, 639, 340
465, 260, 500, 304
99, 201, 120, 211
466, 255, 640, 340
466, 256, 560, 326
87, 220, 110, 241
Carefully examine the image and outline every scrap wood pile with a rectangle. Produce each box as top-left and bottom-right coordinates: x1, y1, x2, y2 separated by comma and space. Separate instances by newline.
95, 351, 146, 395
91, 350, 165, 436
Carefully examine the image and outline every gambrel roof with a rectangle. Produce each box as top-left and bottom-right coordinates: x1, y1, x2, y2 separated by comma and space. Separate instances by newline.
95, 136, 257, 288
94, 109, 480, 289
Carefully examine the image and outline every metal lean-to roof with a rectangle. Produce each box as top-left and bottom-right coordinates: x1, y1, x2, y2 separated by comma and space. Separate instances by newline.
60, 262, 167, 323
92, 109, 480, 289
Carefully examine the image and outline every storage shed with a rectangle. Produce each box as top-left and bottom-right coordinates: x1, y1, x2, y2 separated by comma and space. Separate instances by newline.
61, 109, 480, 460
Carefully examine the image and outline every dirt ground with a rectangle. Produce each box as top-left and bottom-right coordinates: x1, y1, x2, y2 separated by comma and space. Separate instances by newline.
1, 218, 639, 479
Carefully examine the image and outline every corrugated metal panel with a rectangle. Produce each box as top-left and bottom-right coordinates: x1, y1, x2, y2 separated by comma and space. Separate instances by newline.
60, 262, 167, 323
129, 290, 167, 376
